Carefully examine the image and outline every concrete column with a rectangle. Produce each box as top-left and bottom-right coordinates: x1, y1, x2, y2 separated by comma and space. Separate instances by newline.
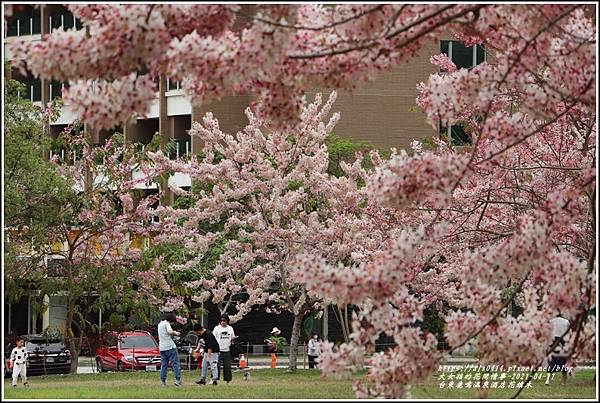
40, 5, 50, 35
43, 294, 50, 331
158, 75, 174, 206
123, 119, 135, 144
158, 76, 171, 146
191, 106, 203, 156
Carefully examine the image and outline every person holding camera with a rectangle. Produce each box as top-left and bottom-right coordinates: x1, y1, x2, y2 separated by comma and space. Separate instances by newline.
158, 312, 182, 387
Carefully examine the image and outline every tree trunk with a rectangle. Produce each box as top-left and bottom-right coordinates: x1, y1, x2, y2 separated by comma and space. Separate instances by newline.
66, 299, 79, 374
334, 305, 351, 342
287, 311, 305, 372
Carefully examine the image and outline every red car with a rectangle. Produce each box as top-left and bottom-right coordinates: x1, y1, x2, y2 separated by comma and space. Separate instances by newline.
95, 331, 162, 372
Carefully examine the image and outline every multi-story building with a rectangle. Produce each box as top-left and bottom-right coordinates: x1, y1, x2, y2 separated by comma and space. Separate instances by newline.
4, 4, 485, 345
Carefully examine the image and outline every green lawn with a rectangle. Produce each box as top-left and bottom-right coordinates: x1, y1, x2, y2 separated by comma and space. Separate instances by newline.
3, 368, 596, 399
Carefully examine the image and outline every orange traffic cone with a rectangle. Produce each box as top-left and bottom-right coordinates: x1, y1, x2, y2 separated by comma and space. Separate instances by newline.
271, 353, 277, 368
239, 354, 247, 369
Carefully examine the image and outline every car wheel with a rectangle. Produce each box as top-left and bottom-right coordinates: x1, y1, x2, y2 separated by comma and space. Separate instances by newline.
117, 361, 125, 372
96, 358, 105, 373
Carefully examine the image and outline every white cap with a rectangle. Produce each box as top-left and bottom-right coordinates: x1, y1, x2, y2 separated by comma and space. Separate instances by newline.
271, 327, 281, 335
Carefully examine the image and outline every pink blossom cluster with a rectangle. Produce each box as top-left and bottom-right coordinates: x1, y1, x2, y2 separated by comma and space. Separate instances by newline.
355, 328, 440, 398
368, 149, 470, 209
8, 4, 501, 130
63, 74, 157, 130
430, 53, 457, 73
162, 296, 185, 312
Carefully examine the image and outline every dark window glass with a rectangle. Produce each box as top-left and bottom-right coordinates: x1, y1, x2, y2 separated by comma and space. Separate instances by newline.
169, 138, 192, 159
32, 8, 41, 35
22, 83, 32, 100
452, 42, 473, 69
168, 79, 179, 91
47, 259, 64, 276
50, 81, 63, 100
6, 5, 38, 36
50, 11, 63, 30
27, 340, 65, 352
439, 124, 472, 146
6, 17, 18, 36
63, 13, 74, 30
19, 16, 31, 36
17, 76, 35, 101
6, 4, 39, 36
476, 44, 485, 65
75, 18, 84, 30
32, 78, 42, 102
440, 40, 449, 55
450, 125, 471, 146
119, 336, 157, 349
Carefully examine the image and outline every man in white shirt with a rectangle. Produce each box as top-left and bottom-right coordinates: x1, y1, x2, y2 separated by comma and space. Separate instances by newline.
213, 315, 236, 383
546, 313, 571, 386
551, 314, 570, 339
158, 312, 182, 386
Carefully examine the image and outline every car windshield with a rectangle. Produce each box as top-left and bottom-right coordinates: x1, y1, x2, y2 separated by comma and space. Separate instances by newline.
119, 335, 157, 349
26, 339, 65, 351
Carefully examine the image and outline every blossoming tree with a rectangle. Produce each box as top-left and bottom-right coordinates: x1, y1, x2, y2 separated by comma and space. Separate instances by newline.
148, 91, 403, 371
5, 110, 160, 372
293, 7, 596, 398
53, 133, 162, 373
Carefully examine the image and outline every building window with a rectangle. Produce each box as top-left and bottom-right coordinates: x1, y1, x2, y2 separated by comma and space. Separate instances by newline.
440, 40, 486, 70
47, 259, 65, 277
438, 40, 486, 145
440, 123, 471, 147
169, 138, 192, 160
5, 5, 41, 37
16, 76, 42, 102
167, 78, 181, 92
50, 80, 68, 100
49, 6, 83, 32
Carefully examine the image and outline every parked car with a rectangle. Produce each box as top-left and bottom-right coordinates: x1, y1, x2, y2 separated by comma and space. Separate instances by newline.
4, 335, 72, 378
95, 331, 161, 372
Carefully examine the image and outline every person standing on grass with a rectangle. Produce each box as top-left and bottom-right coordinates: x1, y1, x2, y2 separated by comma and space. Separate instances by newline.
213, 315, 236, 384
10, 336, 29, 387
265, 327, 286, 368
158, 312, 182, 387
545, 312, 571, 386
307, 332, 321, 369
193, 324, 220, 386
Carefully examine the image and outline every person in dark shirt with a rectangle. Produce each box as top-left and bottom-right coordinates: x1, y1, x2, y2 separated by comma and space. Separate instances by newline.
193, 324, 220, 385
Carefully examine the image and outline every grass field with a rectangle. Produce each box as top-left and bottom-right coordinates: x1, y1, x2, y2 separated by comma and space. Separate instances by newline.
3, 368, 597, 399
